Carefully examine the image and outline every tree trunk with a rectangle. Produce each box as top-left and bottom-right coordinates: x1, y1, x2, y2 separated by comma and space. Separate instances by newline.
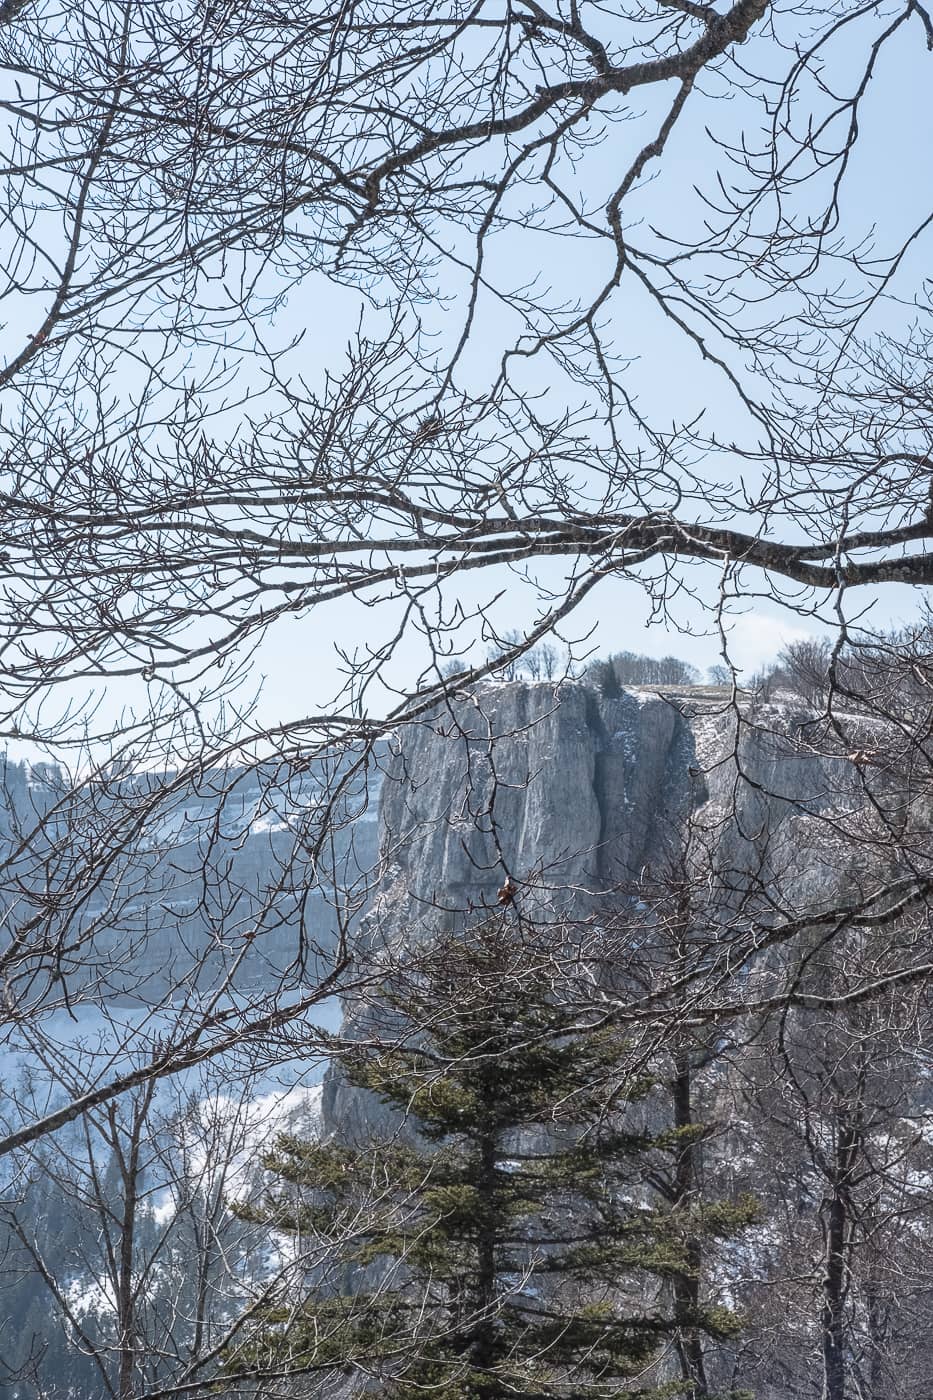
470, 1129, 499, 1400
821, 1111, 858, 1400
672, 1053, 708, 1400
865, 1263, 888, 1400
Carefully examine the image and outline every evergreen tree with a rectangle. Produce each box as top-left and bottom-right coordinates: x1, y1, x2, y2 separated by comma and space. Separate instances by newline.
231, 921, 756, 1398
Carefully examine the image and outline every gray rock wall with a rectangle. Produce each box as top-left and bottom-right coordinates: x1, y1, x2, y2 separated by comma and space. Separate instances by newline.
372, 681, 685, 930
322, 678, 858, 1139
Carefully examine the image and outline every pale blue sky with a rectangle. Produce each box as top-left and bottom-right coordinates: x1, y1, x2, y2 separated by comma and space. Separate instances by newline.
233, 9, 933, 729
1, 2, 931, 756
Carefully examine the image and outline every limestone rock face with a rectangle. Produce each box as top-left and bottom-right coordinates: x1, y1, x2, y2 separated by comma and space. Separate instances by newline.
353, 679, 858, 947
322, 679, 858, 1138
374, 681, 683, 926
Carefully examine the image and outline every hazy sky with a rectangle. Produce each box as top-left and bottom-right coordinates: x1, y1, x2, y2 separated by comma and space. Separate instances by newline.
231, 10, 933, 732
2, 4, 931, 756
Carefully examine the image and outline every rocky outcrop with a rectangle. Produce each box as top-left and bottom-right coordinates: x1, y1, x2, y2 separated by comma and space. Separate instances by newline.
322, 678, 866, 1137
352, 678, 867, 947
371, 681, 684, 925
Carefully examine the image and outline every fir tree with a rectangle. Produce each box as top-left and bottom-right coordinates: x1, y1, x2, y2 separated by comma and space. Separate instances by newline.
230, 921, 756, 1398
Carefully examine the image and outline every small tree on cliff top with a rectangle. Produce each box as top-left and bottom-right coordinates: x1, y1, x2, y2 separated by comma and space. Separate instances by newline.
230, 921, 756, 1398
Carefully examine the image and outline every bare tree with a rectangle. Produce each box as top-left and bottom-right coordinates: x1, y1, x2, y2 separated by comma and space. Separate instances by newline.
0, 1059, 327, 1399
0, 0, 928, 1142
0, 0, 929, 747
0, 2, 933, 1392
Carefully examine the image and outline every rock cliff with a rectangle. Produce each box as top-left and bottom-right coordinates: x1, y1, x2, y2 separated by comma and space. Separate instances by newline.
0, 753, 383, 1005
322, 677, 865, 1136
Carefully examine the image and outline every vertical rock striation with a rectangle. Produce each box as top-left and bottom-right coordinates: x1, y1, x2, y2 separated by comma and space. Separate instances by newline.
323, 678, 860, 1137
